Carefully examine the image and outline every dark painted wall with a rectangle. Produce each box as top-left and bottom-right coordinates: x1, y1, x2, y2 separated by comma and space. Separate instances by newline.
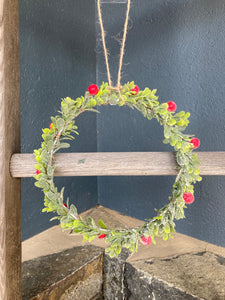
20, 0, 97, 240
20, 0, 225, 247
97, 0, 225, 247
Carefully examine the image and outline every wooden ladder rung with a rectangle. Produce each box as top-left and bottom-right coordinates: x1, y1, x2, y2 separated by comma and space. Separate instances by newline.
10, 152, 225, 177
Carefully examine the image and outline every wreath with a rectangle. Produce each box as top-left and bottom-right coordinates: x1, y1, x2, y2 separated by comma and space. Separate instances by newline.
34, 0, 201, 257
34, 81, 201, 257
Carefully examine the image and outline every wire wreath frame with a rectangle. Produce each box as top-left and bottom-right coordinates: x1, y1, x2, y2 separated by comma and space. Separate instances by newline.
34, 81, 201, 257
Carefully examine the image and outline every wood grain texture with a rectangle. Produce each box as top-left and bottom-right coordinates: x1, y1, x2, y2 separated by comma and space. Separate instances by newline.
0, 0, 21, 299
10, 152, 225, 177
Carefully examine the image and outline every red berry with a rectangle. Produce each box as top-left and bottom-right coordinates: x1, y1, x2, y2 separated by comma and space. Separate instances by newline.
131, 85, 139, 95
190, 138, 200, 149
63, 203, 68, 208
98, 234, 106, 239
140, 235, 152, 246
183, 192, 195, 204
36, 170, 41, 175
49, 122, 53, 130
167, 101, 177, 112
88, 84, 99, 95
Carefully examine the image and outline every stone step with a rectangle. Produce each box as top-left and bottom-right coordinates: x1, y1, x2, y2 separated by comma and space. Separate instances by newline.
125, 251, 225, 299
103, 249, 225, 300
22, 247, 225, 300
22, 206, 225, 299
22, 245, 104, 300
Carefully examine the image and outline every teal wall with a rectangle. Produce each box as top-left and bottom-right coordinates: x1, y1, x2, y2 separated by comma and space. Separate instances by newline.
21, 0, 225, 247
20, 0, 98, 239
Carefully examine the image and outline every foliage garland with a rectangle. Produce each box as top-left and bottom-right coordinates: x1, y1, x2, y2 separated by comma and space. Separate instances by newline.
34, 81, 201, 258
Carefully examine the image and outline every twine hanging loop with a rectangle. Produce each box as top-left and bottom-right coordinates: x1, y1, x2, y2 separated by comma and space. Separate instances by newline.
97, 0, 131, 92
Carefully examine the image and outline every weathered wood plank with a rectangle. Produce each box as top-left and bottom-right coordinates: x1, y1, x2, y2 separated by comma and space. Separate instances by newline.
10, 152, 225, 177
0, 0, 21, 299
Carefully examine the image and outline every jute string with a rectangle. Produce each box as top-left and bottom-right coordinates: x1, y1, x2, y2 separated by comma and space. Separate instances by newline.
97, 0, 131, 91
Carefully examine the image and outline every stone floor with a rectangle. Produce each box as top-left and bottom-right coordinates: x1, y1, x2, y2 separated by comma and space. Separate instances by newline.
22, 205, 225, 299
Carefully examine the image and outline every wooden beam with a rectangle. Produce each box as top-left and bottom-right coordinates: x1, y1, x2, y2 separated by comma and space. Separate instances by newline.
10, 152, 225, 177
0, 0, 21, 299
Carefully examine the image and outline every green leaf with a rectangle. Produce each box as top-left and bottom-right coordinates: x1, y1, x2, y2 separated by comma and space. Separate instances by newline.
153, 227, 159, 236
75, 98, 83, 107
50, 216, 60, 221
176, 120, 185, 126
36, 179, 49, 190
85, 99, 97, 108
157, 103, 168, 115
175, 207, 185, 220
163, 139, 170, 144
69, 204, 78, 218
87, 217, 97, 229
163, 233, 168, 241
152, 236, 156, 245
150, 95, 158, 101
82, 235, 90, 242
46, 140, 54, 150
34, 149, 41, 156
108, 94, 119, 105
154, 216, 163, 220
127, 98, 136, 104
194, 168, 200, 175
46, 191, 56, 201
73, 219, 85, 228
88, 235, 97, 242
56, 118, 65, 130
176, 141, 182, 149
167, 119, 176, 126
43, 128, 50, 134
170, 136, 177, 146
159, 103, 168, 109
57, 143, 70, 150
35, 163, 42, 170
99, 219, 107, 229
60, 216, 71, 225
146, 112, 153, 120
34, 181, 41, 188
115, 247, 122, 255
176, 153, 185, 166
164, 223, 170, 234
164, 125, 171, 139
142, 88, 151, 96
184, 112, 190, 119
175, 111, 185, 118
96, 98, 104, 105
47, 165, 55, 176
196, 175, 202, 182
41, 150, 50, 163
35, 155, 42, 163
